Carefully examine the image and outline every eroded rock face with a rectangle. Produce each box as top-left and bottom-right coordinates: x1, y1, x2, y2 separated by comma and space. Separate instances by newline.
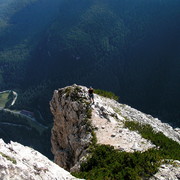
50, 85, 92, 171
0, 139, 80, 180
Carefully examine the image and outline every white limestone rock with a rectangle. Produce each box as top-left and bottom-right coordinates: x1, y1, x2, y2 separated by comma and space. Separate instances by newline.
150, 161, 180, 180
0, 139, 81, 180
50, 85, 92, 171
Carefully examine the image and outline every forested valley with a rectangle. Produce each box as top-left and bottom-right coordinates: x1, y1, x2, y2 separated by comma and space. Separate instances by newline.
0, 0, 179, 157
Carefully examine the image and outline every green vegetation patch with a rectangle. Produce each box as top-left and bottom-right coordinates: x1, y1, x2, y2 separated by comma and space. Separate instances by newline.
94, 89, 119, 101
112, 106, 122, 117
0, 152, 17, 164
5, 91, 16, 108
0, 91, 10, 107
72, 145, 161, 180
72, 121, 180, 179
64, 86, 85, 102
124, 121, 180, 160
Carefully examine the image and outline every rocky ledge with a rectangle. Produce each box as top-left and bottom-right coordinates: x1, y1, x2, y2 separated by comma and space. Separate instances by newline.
50, 85, 180, 179
92, 91, 180, 149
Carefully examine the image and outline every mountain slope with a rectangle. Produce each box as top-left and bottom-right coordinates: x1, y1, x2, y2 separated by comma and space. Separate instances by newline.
25, 0, 180, 126
50, 85, 180, 179
0, 0, 179, 126
0, 139, 80, 180
0, 0, 179, 160
0, 0, 61, 89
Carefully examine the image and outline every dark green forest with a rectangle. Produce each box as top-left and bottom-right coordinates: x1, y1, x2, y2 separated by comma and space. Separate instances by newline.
0, 110, 51, 156
0, 0, 180, 157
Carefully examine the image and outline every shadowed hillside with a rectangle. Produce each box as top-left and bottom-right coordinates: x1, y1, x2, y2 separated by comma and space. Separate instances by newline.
26, 0, 180, 126
0, 0, 180, 157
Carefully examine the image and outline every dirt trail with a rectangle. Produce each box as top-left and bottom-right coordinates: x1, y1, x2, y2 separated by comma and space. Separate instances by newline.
91, 108, 155, 152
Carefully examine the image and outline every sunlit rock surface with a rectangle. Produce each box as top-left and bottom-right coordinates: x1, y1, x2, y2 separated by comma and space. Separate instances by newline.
0, 139, 81, 180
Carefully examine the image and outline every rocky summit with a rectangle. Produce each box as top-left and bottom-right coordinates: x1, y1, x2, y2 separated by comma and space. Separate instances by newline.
0, 139, 80, 180
50, 84, 180, 179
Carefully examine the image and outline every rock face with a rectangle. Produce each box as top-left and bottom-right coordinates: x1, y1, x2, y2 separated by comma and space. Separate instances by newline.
50, 85, 92, 171
50, 85, 180, 177
0, 139, 80, 180
150, 161, 180, 180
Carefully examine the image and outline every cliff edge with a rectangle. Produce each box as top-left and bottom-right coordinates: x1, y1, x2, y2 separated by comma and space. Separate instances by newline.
50, 84, 180, 179
50, 85, 93, 171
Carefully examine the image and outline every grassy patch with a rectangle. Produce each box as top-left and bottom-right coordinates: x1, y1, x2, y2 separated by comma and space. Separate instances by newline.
64, 87, 72, 97
94, 89, 119, 101
112, 106, 122, 116
86, 108, 92, 119
0, 91, 10, 107
0, 152, 17, 164
64, 86, 84, 102
124, 121, 180, 160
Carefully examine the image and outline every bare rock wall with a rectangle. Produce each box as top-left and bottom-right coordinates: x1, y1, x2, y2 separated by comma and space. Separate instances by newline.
50, 85, 92, 171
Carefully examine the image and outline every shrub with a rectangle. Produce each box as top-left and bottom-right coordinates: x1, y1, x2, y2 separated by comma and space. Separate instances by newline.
94, 89, 119, 101
64, 86, 85, 102
0, 152, 17, 164
124, 121, 180, 160
72, 145, 161, 180
72, 121, 180, 179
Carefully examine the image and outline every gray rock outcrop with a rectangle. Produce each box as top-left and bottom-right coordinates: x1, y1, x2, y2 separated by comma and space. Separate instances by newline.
150, 161, 180, 180
0, 139, 81, 180
50, 85, 93, 171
